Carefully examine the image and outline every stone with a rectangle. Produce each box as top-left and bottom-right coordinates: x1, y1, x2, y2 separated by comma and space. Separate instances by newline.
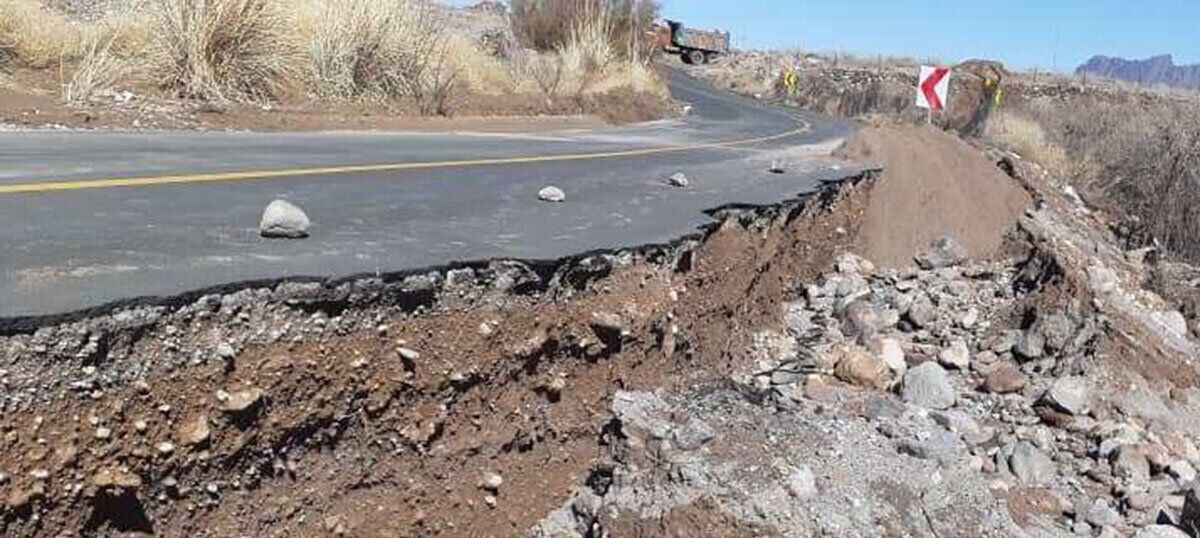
259, 199, 310, 239
157, 441, 176, 455
835, 252, 874, 275
216, 342, 236, 361
841, 300, 884, 344
898, 428, 962, 462
1043, 376, 1091, 415
397, 347, 421, 362
1133, 526, 1190, 538
875, 337, 907, 377
915, 236, 968, 270
1010, 442, 1055, 485
1088, 264, 1119, 295
1098, 424, 1142, 459
673, 417, 716, 451
537, 186, 566, 202
960, 307, 980, 329
834, 347, 892, 391
1034, 311, 1075, 352
1014, 329, 1046, 360
906, 293, 937, 329
785, 465, 818, 500
1154, 311, 1190, 338
989, 331, 1019, 354
6, 485, 45, 511
1127, 491, 1160, 512
1170, 460, 1198, 485
983, 363, 1027, 394
902, 362, 956, 410
1085, 499, 1122, 528
590, 311, 625, 335
94, 426, 112, 440
178, 416, 211, 446
932, 410, 982, 439
667, 172, 690, 187
1163, 431, 1200, 463
1112, 445, 1152, 483
938, 339, 971, 370
220, 388, 264, 414
482, 472, 503, 492
92, 469, 142, 491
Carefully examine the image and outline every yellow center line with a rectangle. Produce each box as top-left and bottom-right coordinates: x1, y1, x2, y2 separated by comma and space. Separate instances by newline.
0, 122, 808, 195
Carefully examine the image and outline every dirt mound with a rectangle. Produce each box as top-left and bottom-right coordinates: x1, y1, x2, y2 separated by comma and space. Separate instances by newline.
836, 122, 1031, 269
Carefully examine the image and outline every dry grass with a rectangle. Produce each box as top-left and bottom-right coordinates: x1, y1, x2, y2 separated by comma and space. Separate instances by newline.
3, 0, 667, 116
984, 111, 1072, 178
1008, 94, 1200, 260
151, 0, 298, 102
509, 0, 657, 58
63, 36, 126, 104
0, 0, 149, 69
298, 0, 445, 103
507, 0, 665, 99
0, 0, 83, 68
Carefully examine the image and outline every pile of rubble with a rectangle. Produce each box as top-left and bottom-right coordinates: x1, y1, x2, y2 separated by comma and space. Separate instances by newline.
534, 212, 1200, 537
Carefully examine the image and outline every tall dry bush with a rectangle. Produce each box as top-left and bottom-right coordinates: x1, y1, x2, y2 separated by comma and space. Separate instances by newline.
151, 0, 297, 102
63, 36, 127, 103
297, 0, 456, 114
509, 0, 657, 59
0, 0, 84, 68
508, 0, 663, 98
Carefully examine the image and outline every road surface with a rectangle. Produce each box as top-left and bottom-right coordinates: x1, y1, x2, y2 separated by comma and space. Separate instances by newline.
0, 69, 863, 318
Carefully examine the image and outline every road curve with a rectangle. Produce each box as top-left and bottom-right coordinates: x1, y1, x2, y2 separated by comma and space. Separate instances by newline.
0, 69, 862, 318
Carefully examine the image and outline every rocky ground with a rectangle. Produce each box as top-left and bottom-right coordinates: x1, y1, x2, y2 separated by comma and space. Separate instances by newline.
5, 56, 1200, 537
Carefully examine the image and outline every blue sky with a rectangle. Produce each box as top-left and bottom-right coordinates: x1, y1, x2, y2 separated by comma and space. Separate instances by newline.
658, 0, 1198, 71
450, 1, 1199, 72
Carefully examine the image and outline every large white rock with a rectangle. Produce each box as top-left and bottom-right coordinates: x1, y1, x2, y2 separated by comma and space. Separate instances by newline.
1043, 376, 1091, 416
259, 199, 310, 239
902, 362, 955, 410
1152, 310, 1189, 338
538, 186, 566, 202
1009, 442, 1055, 485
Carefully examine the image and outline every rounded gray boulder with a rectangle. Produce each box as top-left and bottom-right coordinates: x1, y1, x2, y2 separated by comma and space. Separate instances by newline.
902, 362, 956, 410
259, 199, 310, 239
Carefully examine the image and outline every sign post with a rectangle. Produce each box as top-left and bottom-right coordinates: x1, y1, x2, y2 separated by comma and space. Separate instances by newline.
916, 66, 951, 124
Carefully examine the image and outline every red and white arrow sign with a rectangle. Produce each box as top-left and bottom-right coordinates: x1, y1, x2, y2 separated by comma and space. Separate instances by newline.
916, 66, 951, 110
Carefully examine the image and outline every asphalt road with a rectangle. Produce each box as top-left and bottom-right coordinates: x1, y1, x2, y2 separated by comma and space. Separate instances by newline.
0, 69, 862, 318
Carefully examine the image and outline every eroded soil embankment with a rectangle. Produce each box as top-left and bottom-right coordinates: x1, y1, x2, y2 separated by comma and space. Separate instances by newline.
0, 171, 876, 537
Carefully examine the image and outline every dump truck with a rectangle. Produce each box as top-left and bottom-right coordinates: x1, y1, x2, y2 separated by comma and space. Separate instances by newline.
649, 20, 730, 65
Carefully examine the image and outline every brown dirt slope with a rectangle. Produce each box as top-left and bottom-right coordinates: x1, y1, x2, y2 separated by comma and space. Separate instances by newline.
837, 122, 1031, 268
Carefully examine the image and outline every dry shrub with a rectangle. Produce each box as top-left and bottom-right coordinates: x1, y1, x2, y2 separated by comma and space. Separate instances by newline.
442, 33, 509, 96
0, 0, 82, 68
510, 0, 657, 57
151, 0, 297, 102
63, 36, 126, 104
985, 111, 1071, 178
296, 0, 456, 113
1022, 97, 1200, 260
506, 0, 664, 99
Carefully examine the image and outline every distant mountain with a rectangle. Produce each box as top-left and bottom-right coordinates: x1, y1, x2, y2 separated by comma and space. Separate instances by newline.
1075, 54, 1200, 90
